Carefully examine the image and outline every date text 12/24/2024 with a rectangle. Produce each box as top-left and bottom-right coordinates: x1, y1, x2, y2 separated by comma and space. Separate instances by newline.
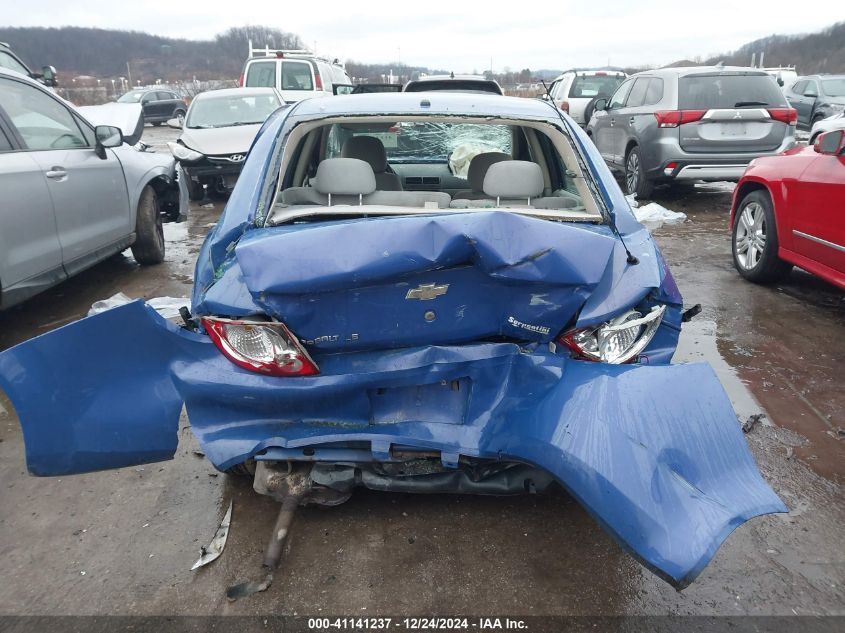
307, 618, 528, 630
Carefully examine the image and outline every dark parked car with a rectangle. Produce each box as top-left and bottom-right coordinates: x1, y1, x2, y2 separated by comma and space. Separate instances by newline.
587, 66, 796, 198
117, 88, 187, 126
785, 75, 845, 130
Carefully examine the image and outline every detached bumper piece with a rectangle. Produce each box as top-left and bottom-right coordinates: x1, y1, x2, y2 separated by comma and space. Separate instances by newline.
0, 301, 786, 588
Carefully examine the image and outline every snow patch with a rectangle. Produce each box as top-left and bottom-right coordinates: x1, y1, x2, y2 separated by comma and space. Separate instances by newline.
88, 292, 190, 320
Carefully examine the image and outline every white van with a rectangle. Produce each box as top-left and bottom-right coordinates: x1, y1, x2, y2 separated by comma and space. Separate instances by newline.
240, 43, 352, 103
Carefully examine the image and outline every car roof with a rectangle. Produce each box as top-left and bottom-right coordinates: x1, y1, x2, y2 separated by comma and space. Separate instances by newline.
287, 92, 564, 122
194, 87, 280, 99
410, 74, 490, 82
641, 66, 772, 78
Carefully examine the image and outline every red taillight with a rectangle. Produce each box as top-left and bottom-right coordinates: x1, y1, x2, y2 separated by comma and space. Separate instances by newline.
314, 68, 323, 90
559, 100, 569, 113
238, 73, 244, 87
201, 317, 319, 377
767, 107, 797, 126
654, 110, 706, 128
663, 161, 678, 176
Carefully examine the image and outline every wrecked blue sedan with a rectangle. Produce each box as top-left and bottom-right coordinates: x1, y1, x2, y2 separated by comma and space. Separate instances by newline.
0, 93, 785, 590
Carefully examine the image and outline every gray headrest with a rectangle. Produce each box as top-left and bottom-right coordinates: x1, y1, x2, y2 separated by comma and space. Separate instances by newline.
467, 152, 510, 192
314, 158, 377, 196
483, 161, 544, 199
341, 136, 388, 173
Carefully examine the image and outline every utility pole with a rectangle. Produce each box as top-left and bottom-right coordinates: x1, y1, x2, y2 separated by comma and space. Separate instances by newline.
126, 61, 132, 88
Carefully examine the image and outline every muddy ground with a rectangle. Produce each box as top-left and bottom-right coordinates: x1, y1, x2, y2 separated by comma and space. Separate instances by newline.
0, 125, 842, 617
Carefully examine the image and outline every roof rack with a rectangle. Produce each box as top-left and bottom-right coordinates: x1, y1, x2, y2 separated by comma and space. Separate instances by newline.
560, 67, 626, 75
247, 40, 343, 66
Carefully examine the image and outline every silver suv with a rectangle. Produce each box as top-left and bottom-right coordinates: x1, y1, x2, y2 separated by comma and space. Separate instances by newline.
587, 67, 796, 198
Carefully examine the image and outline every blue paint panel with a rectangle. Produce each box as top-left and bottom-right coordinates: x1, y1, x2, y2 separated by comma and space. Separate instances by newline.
0, 301, 186, 475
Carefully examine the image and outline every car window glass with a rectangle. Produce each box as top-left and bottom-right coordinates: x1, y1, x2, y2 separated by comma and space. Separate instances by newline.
790, 80, 806, 94
0, 78, 90, 150
0, 50, 29, 75
186, 93, 281, 129
281, 61, 313, 91
820, 79, 845, 97
326, 122, 513, 165
569, 75, 625, 99
625, 78, 650, 107
117, 90, 144, 103
245, 61, 277, 88
0, 127, 12, 151
644, 78, 663, 105
679, 74, 787, 109
141, 92, 154, 103
608, 79, 634, 109
156, 91, 171, 101
804, 81, 819, 96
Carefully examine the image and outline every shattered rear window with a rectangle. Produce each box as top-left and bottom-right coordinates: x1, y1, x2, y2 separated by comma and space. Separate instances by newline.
327, 122, 512, 165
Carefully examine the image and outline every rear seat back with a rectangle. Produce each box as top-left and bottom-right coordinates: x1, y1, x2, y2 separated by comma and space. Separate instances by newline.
452, 152, 510, 200
281, 158, 451, 208
449, 160, 579, 210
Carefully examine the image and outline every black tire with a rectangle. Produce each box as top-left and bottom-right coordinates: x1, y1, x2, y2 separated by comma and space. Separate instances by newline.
624, 146, 654, 199
131, 185, 165, 265
188, 179, 206, 202
174, 110, 186, 126
731, 189, 792, 283
583, 97, 599, 125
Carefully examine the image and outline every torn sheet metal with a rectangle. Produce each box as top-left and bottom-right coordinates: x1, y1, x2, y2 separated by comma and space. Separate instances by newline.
191, 500, 233, 571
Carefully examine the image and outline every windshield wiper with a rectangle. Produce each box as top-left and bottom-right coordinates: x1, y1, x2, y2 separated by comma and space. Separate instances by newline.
229, 121, 261, 127
734, 101, 769, 107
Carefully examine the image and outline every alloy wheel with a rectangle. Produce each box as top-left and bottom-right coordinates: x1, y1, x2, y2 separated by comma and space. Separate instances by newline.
735, 202, 767, 270
626, 152, 639, 193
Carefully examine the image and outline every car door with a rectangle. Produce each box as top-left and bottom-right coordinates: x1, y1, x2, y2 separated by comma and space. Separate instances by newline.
789, 141, 845, 273
0, 77, 131, 276
612, 77, 650, 160
596, 78, 634, 164
0, 96, 64, 303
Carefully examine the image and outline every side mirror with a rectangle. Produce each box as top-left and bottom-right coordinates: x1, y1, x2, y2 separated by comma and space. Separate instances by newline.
594, 98, 608, 112
41, 65, 57, 87
540, 93, 550, 101
815, 130, 845, 155
94, 124, 122, 158
804, 88, 818, 98
777, 77, 784, 87
167, 117, 183, 129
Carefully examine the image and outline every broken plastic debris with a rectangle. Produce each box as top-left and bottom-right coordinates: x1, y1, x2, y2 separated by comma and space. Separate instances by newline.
191, 500, 233, 571
742, 413, 765, 434
88, 293, 190, 320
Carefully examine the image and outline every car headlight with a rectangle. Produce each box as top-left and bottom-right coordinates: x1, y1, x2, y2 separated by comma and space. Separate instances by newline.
559, 305, 666, 364
167, 141, 203, 162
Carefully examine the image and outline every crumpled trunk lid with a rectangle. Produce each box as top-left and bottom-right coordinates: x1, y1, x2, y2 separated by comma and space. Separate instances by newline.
234, 212, 619, 351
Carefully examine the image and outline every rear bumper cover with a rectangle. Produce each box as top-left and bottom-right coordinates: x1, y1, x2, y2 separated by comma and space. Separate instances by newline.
0, 301, 786, 588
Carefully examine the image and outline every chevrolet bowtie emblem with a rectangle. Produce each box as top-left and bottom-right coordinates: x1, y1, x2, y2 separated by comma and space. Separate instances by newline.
406, 283, 449, 300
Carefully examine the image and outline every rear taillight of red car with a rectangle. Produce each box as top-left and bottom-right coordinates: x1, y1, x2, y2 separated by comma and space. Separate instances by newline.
767, 107, 797, 126
653, 110, 707, 128
201, 317, 319, 377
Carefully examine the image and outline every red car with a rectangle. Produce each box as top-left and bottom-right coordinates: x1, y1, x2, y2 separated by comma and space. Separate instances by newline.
731, 129, 845, 290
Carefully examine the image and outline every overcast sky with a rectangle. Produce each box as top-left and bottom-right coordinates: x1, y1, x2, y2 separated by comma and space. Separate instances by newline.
5, 1, 844, 70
